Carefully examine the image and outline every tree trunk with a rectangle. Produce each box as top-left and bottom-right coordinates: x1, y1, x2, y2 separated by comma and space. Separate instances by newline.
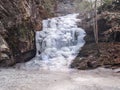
94, 0, 100, 56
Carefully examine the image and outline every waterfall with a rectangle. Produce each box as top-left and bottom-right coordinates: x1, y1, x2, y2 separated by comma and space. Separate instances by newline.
22, 14, 86, 70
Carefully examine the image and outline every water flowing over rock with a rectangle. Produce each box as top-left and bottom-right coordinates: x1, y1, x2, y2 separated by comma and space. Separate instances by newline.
20, 14, 86, 70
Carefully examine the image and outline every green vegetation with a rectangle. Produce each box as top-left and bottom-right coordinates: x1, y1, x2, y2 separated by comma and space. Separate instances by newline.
103, 0, 113, 4
75, 1, 93, 11
75, 0, 115, 12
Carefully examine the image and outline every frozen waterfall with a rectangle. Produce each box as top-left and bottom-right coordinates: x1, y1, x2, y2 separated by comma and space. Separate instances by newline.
22, 14, 86, 70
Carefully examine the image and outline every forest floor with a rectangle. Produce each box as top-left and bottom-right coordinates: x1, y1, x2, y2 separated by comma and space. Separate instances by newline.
71, 42, 120, 70
0, 68, 120, 90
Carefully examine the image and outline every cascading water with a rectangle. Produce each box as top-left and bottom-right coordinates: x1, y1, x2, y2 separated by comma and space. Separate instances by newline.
21, 14, 86, 70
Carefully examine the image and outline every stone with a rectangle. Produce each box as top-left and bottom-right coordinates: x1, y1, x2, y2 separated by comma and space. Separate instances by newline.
0, 0, 56, 66
1, 53, 9, 60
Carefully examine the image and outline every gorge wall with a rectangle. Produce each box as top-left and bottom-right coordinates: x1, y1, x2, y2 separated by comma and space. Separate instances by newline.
71, 0, 120, 69
0, 0, 56, 66
0, 0, 95, 67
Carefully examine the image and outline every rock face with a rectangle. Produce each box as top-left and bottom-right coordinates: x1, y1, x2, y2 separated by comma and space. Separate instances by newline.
71, 1, 120, 70
55, 0, 90, 16
0, 0, 56, 66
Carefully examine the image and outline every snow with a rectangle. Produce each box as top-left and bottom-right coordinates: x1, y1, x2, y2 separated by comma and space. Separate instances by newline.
0, 68, 120, 90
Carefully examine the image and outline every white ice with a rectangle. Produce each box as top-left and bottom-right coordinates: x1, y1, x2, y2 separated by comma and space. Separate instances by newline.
21, 13, 86, 71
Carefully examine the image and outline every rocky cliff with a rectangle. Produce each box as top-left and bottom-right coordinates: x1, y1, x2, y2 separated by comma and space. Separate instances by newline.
0, 0, 56, 66
71, 0, 120, 69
